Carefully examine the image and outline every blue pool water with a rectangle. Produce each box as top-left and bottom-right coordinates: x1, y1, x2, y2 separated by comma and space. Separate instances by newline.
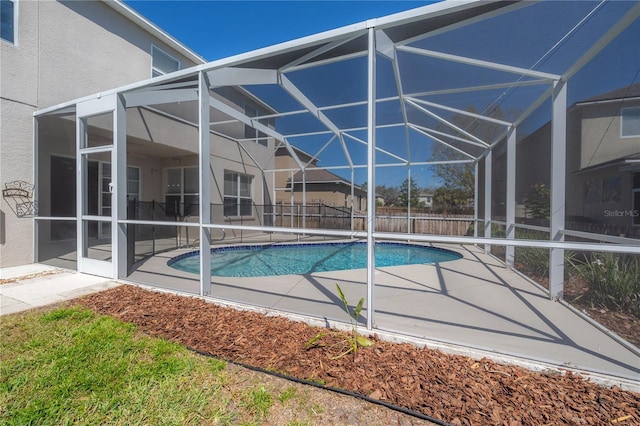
168, 242, 462, 277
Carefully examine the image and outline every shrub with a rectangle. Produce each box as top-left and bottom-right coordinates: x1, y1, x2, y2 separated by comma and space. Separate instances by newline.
573, 253, 640, 317
514, 229, 576, 279
514, 229, 550, 277
524, 183, 550, 219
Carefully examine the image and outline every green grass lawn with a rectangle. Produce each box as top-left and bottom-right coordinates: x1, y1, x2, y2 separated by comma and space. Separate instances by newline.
0, 306, 309, 425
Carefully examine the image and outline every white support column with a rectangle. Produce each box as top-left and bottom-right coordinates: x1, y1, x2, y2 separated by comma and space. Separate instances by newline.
474, 162, 479, 238
407, 167, 412, 234
366, 26, 377, 331
350, 169, 355, 232
484, 151, 492, 252
505, 127, 516, 268
302, 171, 307, 231
199, 72, 212, 297
549, 80, 567, 300
33, 116, 39, 262
114, 94, 127, 279
290, 170, 294, 228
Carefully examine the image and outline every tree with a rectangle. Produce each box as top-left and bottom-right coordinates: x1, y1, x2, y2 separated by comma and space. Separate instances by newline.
430, 106, 516, 201
375, 185, 399, 206
433, 186, 470, 213
397, 178, 423, 208
524, 183, 550, 219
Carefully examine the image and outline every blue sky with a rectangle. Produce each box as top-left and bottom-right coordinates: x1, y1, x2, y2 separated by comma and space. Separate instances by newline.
125, 1, 435, 61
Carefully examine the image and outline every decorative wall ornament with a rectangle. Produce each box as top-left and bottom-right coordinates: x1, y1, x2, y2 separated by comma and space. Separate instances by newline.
2, 180, 36, 217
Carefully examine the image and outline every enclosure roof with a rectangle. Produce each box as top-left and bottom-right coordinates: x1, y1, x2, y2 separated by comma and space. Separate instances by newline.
233, 0, 515, 70
36, 0, 640, 181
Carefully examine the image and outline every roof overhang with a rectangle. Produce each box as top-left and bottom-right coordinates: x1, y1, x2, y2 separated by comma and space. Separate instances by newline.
102, 0, 206, 65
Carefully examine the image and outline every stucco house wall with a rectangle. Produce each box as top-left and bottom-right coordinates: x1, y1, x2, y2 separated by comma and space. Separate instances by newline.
1, 0, 203, 267
489, 88, 640, 230
273, 147, 367, 211
580, 101, 640, 169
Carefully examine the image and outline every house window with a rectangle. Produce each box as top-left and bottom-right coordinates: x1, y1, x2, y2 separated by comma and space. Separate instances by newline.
127, 166, 140, 201
164, 167, 198, 217
244, 105, 268, 147
151, 46, 180, 77
621, 107, 640, 138
1, 0, 15, 44
224, 171, 252, 216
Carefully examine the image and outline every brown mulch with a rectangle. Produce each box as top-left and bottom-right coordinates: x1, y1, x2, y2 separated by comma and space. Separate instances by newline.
79, 285, 640, 426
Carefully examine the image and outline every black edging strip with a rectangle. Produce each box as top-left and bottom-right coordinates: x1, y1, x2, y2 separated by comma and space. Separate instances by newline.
187, 346, 451, 426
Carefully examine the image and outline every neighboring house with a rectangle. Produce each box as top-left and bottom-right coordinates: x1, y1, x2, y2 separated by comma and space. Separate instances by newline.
418, 192, 433, 209
0, 0, 273, 267
274, 146, 367, 211
568, 84, 640, 228
492, 83, 640, 231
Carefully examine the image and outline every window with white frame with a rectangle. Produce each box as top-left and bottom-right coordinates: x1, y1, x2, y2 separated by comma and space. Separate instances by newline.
224, 171, 253, 217
244, 105, 268, 147
1, 0, 16, 44
127, 166, 141, 201
164, 167, 198, 217
151, 46, 180, 77
621, 107, 640, 138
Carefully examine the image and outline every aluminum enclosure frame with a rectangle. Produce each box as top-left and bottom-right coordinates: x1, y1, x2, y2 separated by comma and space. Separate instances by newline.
34, 0, 640, 331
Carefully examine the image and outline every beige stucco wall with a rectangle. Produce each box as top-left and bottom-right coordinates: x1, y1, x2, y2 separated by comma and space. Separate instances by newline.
575, 167, 633, 227
580, 100, 640, 169
272, 150, 366, 211
1, 0, 201, 267
282, 184, 366, 211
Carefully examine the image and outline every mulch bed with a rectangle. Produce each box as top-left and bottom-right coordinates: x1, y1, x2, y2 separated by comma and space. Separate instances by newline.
79, 285, 640, 426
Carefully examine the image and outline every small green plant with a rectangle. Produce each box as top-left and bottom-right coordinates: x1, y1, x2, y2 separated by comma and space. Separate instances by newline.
306, 283, 373, 359
571, 253, 640, 317
336, 283, 374, 356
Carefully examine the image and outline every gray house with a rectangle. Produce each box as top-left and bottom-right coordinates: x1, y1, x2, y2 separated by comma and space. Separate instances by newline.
568, 83, 640, 229
0, 0, 274, 268
491, 83, 640, 234
1, 0, 200, 267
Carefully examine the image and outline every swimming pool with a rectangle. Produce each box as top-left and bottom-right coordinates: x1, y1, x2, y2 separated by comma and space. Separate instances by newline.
168, 242, 462, 277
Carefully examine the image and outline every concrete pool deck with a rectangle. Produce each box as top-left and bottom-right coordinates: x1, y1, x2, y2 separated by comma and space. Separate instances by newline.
2, 242, 639, 390
0, 264, 120, 315
126, 241, 640, 387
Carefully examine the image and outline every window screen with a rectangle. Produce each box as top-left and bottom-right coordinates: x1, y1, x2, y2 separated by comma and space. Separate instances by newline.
1, 0, 14, 44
